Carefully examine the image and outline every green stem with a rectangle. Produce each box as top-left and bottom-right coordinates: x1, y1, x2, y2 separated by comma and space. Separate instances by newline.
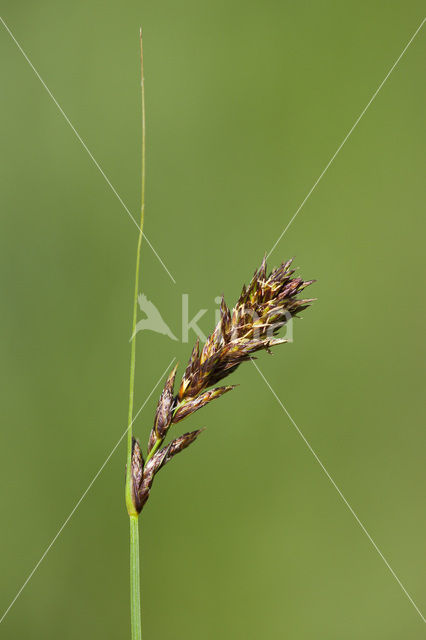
130, 516, 142, 640
125, 28, 146, 640
145, 437, 161, 464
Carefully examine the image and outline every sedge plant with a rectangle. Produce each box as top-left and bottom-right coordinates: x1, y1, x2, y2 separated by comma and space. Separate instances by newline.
125, 30, 315, 640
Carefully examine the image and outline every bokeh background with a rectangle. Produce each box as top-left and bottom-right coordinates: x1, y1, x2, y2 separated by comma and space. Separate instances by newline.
1, 2, 425, 638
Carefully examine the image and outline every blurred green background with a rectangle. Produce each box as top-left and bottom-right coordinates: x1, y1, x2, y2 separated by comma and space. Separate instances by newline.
1, 2, 425, 638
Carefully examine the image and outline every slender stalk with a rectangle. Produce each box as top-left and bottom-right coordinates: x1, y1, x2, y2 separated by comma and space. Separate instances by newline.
129, 516, 142, 640
145, 437, 161, 464
125, 28, 146, 640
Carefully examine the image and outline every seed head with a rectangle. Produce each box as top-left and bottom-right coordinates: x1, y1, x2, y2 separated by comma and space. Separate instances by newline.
130, 257, 314, 513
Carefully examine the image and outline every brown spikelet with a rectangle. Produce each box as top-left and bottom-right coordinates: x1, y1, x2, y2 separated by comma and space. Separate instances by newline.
130, 437, 144, 514
135, 430, 203, 512
179, 339, 200, 401
173, 386, 234, 423
156, 429, 204, 468
148, 364, 178, 453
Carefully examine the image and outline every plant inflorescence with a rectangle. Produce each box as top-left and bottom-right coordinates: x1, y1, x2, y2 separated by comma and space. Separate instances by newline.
129, 257, 314, 514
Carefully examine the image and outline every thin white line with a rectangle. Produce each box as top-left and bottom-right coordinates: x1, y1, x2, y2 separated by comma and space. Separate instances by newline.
0, 16, 176, 285
266, 17, 426, 259
0, 357, 175, 625
251, 358, 426, 623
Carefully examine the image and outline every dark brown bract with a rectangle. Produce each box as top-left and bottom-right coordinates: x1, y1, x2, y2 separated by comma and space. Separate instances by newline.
130, 257, 314, 513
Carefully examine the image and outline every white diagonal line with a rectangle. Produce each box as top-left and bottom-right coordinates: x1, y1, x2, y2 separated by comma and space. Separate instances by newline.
267, 17, 425, 259
0, 357, 175, 625
251, 358, 425, 623
0, 16, 176, 285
